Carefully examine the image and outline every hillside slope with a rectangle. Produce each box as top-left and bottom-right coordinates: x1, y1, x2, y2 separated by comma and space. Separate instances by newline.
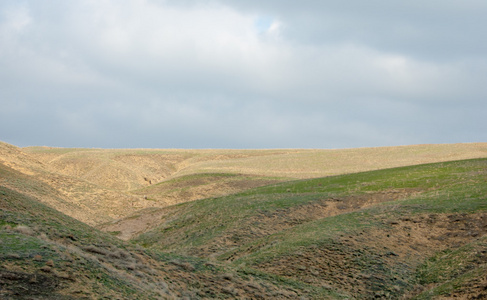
132, 158, 487, 299
0, 162, 174, 298
1, 142, 146, 225
0, 162, 338, 299
1, 141, 487, 298
21, 142, 487, 226
25, 143, 487, 183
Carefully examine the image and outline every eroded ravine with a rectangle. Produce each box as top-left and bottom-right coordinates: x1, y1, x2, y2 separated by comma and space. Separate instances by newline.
192, 189, 423, 258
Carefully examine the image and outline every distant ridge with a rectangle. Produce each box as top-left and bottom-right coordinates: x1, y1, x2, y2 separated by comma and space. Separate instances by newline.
0, 141, 485, 226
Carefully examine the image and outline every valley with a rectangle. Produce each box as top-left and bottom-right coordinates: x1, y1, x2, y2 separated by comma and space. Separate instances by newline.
1, 141, 486, 299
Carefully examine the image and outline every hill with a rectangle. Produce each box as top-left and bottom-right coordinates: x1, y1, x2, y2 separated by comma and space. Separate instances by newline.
1, 141, 487, 298
129, 158, 487, 298
0, 160, 338, 299
20, 142, 487, 227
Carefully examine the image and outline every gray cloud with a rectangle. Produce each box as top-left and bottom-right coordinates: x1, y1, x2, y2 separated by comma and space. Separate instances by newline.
0, 0, 486, 148
218, 1, 487, 60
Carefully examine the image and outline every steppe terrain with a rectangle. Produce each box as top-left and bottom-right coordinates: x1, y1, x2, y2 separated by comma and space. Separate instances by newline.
1, 141, 486, 299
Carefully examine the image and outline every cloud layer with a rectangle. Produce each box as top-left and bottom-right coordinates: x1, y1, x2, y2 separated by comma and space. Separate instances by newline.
1, 0, 486, 148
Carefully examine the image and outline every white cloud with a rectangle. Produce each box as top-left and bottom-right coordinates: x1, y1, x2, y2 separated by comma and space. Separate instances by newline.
0, 0, 486, 148
0, 3, 31, 35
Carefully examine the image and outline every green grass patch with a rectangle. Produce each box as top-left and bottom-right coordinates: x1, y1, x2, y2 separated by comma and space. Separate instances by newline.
131, 158, 487, 299
415, 235, 487, 285
237, 267, 350, 299
413, 265, 487, 299
225, 209, 381, 266
0, 232, 52, 259
135, 159, 487, 256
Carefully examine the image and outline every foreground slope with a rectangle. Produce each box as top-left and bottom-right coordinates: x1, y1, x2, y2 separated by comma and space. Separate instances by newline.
0, 162, 339, 299
133, 158, 487, 299
0, 162, 173, 298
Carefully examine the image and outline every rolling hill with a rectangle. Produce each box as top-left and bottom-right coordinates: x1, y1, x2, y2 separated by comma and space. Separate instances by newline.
18, 142, 487, 226
2, 161, 333, 298
1, 141, 487, 299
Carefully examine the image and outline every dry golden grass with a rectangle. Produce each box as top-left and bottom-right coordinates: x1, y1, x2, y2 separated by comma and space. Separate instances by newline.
1, 142, 485, 227
171, 143, 487, 179
24, 143, 487, 183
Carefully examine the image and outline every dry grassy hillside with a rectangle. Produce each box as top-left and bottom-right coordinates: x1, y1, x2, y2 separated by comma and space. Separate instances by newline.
2, 141, 487, 299
0, 142, 45, 175
24, 143, 487, 183
167, 143, 487, 179
1, 142, 486, 227
2, 164, 318, 299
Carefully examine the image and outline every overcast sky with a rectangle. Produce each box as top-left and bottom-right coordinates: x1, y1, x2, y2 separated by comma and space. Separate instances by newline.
1, 0, 486, 149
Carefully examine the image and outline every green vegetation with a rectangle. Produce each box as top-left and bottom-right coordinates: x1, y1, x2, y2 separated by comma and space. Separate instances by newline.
133, 158, 487, 298
135, 159, 487, 252
2, 140, 487, 299
0, 157, 342, 298
0, 186, 165, 299
413, 236, 487, 299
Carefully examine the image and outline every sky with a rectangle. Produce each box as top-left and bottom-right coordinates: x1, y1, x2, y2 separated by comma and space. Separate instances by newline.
1, 0, 486, 149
